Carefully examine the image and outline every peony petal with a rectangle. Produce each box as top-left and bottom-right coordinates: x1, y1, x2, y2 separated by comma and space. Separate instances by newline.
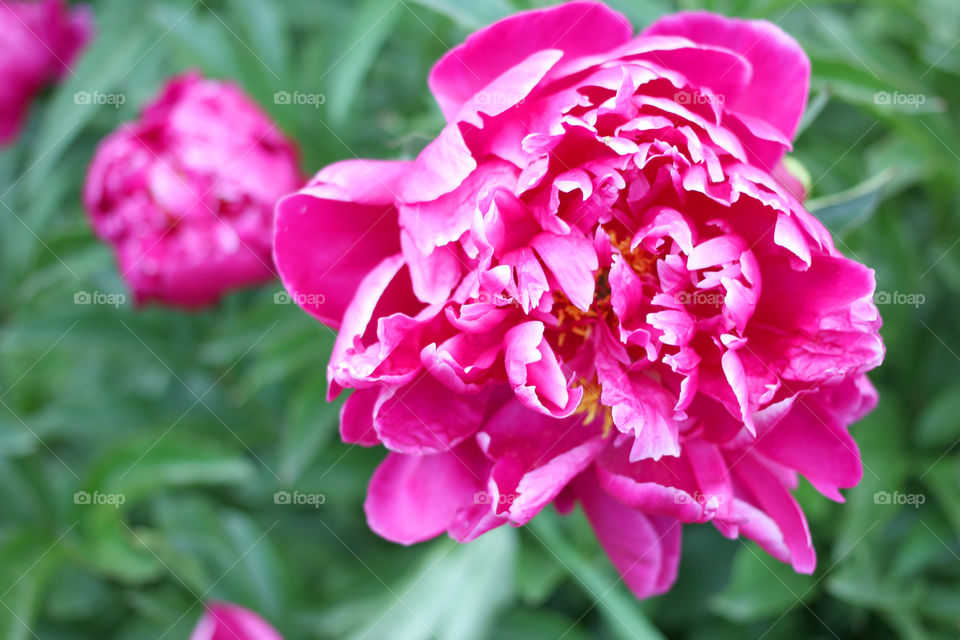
400, 229, 462, 304
755, 385, 863, 501
190, 601, 284, 640
428, 1, 633, 120
575, 474, 682, 598
365, 445, 486, 545
274, 160, 409, 327
480, 400, 604, 524
731, 453, 816, 573
374, 374, 489, 454
339, 388, 380, 446
594, 444, 708, 523
504, 321, 582, 417
531, 231, 598, 311
687, 234, 747, 271
644, 11, 810, 147
597, 355, 681, 461
327, 254, 407, 395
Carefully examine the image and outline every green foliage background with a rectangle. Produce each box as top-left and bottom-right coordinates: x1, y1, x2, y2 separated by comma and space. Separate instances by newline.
0, 0, 958, 638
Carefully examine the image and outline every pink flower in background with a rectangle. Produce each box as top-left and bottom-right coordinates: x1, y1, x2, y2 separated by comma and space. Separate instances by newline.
0, 0, 92, 145
84, 72, 301, 307
274, 1, 884, 598
190, 602, 284, 640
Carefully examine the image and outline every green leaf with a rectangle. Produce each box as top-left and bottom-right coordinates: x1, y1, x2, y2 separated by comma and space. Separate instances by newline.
826, 563, 922, 612
916, 384, 960, 448
710, 543, 817, 623
0, 423, 39, 459
921, 461, 960, 538
84, 433, 257, 502
26, 2, 152, 196
795, 85, 832, 137
350, 528, 517, 640
326, 0, 402, 127
229, 0, 291, 80
0, 530, 67, 640
835, 402, 907, 558
528, 512, 667, 640
44, 566, 115, 622
73, 434, 256, 583
491, 609, 593, 640
155, 4, 240, 79
407, 0, 511, 30
807, 168, 896, 237
279, 377, 340, 484
879, 611, 929, 640
514, 539, 566, 604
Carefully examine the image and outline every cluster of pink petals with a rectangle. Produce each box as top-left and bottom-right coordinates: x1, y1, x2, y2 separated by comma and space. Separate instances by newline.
84, 72, 301, 307
274, 2, 884, 597
0, 0, 92, 145
191, 602, 284, 640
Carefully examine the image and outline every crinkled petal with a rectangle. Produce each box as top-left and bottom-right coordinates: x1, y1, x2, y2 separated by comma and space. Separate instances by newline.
274, 160, 408, 327
644, 11, 810, 148
428, 1, 633, 120
575, 474, 682, 598
374, 375, 489, 454
365, 445, 486, 545
340, 388, 380, 446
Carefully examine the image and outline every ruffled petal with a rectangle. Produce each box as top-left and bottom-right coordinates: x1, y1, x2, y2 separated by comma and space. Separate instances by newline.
428, 1, 633, 120
274, 160, 408, 327
339, 388, 380, 446
374, 375, 489, 454
575, 474, 682, 598
644, 11, 810, 149
365, 445, 486, 545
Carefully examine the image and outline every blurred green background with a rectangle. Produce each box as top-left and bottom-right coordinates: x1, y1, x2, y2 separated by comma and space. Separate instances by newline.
0, 0, 958, 638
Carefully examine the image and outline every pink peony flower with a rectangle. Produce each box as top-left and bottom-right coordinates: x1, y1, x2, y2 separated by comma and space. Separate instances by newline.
190, 602, 284, 640
0, 0, 92, 145
274, 2, 884, 598
84, 72, 301, 307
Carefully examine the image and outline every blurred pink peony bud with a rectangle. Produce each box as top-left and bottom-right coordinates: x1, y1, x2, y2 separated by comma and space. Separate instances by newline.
190, 602, 284, 640
84, 72, 302, 307
0, 0, 92, 145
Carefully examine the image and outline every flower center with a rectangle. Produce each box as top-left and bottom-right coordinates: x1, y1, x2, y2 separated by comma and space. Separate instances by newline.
554, 291, 598, 347
572, 379, 613, 436
552, 229, 657, 347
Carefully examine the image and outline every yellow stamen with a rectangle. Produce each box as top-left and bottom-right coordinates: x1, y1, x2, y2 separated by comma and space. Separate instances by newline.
551, 229, 658, 441
573, 379, 614, 437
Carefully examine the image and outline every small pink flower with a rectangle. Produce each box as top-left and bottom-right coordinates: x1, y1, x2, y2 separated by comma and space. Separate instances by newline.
190, 602, 284, 640
275, 2, 884, 598
84, 72, 301, 307
0, 0, 92, 145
